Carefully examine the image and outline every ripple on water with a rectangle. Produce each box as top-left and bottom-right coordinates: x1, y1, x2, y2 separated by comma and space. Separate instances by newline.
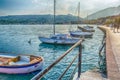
0, 25, 104, 80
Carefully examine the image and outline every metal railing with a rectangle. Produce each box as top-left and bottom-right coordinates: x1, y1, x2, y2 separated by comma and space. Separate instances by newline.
98, 35, 106, 73
31, 38, 84, 80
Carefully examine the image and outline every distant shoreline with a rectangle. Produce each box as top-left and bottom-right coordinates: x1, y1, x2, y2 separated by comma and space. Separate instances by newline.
0, 14, 83, 25
0, 23, 93, 25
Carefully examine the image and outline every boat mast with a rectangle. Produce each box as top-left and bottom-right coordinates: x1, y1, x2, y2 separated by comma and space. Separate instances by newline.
53, 0, 56, 35
78, 2, 80, 25
87, 13, 88, 25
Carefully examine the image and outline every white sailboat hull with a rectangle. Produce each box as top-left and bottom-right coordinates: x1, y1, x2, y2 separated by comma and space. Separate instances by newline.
39, 37, 79, 45
78, 26, 95, 32
0, 61, 43, 74
70, 31, 93, 38
0, 54, 44, 74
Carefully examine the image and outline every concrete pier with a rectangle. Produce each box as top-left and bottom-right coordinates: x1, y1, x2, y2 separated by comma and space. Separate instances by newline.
100, 26, 120, 80
73, 69, 108, 80
73, 26, 120, 80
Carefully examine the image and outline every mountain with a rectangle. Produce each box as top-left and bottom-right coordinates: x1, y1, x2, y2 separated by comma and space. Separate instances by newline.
0, 14, 82, 24
87, 5, 120, 20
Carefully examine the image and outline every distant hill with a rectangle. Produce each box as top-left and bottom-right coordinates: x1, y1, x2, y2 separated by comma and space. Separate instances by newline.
87, 5, 120, 20
0, 14, 82, 24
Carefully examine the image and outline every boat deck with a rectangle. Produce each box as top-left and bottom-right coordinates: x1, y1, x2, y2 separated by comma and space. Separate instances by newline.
0, 55, 19, 65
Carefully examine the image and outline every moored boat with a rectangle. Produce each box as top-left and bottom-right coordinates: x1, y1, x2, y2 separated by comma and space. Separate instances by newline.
39, 0, 81, 45
0, 54, 44, 74
39, 34, 79, 45
84, 26, 94, 29
69, 3, 93, 38
78, 26, 95, 32
69, 30, 93, 38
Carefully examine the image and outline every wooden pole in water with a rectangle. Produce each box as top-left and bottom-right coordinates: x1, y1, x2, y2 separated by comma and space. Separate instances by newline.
78, 2, 82, 78
78, 44, 82, 78
87, 13, 89, 25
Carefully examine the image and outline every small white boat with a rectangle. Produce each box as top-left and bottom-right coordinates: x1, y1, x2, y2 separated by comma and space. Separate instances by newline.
84, 26, 93, 28
69, 30, 93, 38
78, 26, 95, 32
39, 34, 79, 45
0, 54, 44, 74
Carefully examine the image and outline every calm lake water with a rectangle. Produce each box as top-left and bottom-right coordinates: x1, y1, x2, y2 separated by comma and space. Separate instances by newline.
0, 25, 104, 80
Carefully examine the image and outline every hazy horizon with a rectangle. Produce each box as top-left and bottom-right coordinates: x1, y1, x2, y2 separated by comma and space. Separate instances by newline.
0, 0, 120, 18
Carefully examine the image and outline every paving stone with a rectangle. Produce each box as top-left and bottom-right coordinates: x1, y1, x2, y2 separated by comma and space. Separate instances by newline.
73, 69, 109, 80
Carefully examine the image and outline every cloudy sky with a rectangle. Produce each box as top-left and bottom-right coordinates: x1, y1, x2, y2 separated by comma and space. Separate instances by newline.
0, 0, 120, 17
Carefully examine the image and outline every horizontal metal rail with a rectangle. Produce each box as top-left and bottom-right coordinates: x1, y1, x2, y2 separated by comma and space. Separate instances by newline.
58, 52, 79, 80
31, 38, 84, 80
99, 35, 106, 73
69, 57, 96, 80
69, 61, 80, 80
99, 42, 105, 55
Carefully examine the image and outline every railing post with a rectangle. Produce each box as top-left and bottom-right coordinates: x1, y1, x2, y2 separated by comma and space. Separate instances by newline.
31, 39, 83, 80
78, 44, 82, 78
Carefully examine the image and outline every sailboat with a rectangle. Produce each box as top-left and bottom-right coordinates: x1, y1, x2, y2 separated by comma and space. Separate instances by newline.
69, 2, 93, 38
0, 53, 44, 74
77, 26, 95, 32
39, 0, 80, 45
78, 13, 95, 32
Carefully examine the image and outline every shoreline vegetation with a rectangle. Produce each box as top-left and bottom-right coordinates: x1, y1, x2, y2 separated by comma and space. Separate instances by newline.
0, 14, 82, 25
0, 14, 120, 25
88, 14, 120, 25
